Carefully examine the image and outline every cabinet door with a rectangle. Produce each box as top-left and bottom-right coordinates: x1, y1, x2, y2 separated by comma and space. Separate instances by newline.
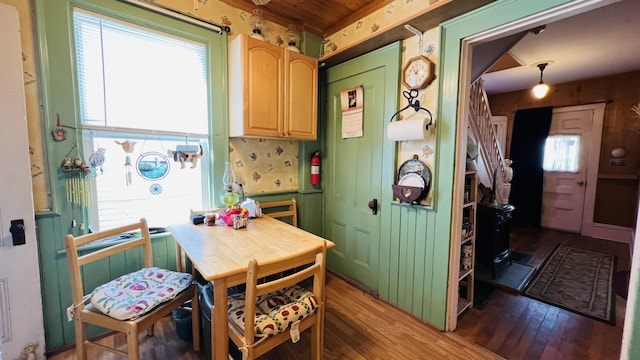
285, 51, 317, 140
244, 37, 284, 137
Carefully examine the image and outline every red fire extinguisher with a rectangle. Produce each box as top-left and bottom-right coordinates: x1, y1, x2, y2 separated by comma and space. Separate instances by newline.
311, 151, 320, 185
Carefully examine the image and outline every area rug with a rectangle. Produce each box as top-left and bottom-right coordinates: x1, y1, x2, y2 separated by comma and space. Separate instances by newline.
523, 244, 616, 324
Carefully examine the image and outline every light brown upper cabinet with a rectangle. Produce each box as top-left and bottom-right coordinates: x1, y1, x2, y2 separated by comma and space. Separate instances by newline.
229, 34, 318, 140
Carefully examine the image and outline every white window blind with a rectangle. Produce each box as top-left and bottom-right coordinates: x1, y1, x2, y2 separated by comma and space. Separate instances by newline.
74, 10, 208, 134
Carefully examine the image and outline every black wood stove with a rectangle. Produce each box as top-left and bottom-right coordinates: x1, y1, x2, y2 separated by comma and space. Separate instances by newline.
475, 203, 515, 278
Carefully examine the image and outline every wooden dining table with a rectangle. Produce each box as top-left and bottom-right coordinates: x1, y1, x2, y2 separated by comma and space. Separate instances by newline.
168, 215, 334, 360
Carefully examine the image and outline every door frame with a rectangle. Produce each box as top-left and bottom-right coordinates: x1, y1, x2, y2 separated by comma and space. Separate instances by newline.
442, 0, 619, 330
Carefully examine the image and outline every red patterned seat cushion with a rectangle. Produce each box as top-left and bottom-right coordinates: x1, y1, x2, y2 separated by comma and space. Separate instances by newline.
90, 267, 192, 320
227, 285, 317, 337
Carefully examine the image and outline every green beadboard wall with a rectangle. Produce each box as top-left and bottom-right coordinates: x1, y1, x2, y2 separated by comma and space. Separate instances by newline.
381, 203, 442, 322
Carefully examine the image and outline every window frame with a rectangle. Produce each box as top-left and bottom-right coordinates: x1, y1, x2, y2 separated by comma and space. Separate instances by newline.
34, 0, 229, 216
543, 134, 581, 173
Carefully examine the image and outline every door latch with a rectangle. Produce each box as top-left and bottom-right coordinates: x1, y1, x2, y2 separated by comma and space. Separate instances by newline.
10, 219, 26, 246
368, 198, 378, 215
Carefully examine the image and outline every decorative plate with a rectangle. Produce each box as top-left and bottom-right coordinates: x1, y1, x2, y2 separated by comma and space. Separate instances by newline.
136, 152, 170, 181
397, 154, 431, 191
398, 172, 425, 189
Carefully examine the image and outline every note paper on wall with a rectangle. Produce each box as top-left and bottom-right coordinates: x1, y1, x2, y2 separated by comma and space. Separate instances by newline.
340, 86, 364, 139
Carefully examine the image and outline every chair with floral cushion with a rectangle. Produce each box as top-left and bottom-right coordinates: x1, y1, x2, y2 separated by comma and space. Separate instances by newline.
227, 241, 326, 359
64, 218, 200, 360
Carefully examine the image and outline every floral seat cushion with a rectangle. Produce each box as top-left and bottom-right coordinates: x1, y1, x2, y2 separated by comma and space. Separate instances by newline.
228, 285, 317, 337
90, 267, 192, 320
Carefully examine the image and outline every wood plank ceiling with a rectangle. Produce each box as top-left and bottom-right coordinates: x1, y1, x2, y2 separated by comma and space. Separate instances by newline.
219, 0, 394, 37
220, 0, 496, 68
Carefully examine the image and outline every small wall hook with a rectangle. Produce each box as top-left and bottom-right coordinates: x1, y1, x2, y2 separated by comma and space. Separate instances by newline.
404, 24, 423, 54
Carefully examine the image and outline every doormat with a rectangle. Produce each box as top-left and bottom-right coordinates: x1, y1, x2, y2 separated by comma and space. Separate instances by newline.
523, 244, 616, 325
475, 261, 536, 293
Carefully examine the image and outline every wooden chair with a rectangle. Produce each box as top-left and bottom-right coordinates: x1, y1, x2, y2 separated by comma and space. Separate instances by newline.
227, 241, 326, 359
258, 198, 297, 226
64, 218, 200, 360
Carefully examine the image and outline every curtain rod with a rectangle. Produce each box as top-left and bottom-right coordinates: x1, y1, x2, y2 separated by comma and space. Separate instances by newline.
118, 0, 230, 34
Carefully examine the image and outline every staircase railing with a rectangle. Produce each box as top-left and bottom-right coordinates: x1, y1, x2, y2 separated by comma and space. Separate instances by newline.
468, 79, 510, 204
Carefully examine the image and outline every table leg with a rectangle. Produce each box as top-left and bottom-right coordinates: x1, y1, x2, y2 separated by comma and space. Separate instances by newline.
175, 242, 185, 273
212, 278, 228, 360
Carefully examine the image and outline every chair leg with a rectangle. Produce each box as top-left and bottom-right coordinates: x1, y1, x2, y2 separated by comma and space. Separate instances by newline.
311, 314, 324, 360
127, 327, 140, 360
74, 318, 87, 360
310, 321, 322, 360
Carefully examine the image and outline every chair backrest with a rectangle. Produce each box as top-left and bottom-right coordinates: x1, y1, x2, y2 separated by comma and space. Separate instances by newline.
65, 218, 153, 311
229, 241, 326, 353
190, 208, 223, 215
258, 198, 297, 227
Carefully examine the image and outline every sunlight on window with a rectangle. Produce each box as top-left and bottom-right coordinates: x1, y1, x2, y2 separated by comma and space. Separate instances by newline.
543, 135, 580, 172
74, 10, 211, 230
74, 10, 208, 134
84, 133, 207, 230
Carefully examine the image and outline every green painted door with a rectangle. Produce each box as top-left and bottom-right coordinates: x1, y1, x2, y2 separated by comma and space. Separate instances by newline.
324, 43, 401, 291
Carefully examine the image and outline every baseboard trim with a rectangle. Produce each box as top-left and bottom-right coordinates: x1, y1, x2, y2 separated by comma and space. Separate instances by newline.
582, 222, 633, 243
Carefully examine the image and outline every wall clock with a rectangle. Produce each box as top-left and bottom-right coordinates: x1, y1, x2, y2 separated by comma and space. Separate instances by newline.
402, 55, 435, 90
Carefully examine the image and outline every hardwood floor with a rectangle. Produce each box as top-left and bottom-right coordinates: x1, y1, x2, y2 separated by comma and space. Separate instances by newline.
49, 273, 501, 360
454, 226, 629, 360
48, 226, 629, 360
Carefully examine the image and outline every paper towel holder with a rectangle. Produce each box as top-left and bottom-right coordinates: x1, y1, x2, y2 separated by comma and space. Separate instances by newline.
389, 89, 433, 130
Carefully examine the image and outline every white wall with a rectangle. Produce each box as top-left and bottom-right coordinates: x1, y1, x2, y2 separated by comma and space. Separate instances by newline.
0, 3, 45, 359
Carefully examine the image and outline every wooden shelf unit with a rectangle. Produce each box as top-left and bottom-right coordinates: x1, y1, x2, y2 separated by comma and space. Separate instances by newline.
457, 170, 477, 316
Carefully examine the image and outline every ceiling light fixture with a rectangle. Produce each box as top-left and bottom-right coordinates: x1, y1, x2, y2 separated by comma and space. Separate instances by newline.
532, 62, 550, 99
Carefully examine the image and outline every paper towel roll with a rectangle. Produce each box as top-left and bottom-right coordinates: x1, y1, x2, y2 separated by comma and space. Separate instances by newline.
387, 117, 428, 141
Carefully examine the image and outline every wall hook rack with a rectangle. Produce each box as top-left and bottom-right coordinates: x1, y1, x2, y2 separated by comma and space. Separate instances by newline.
389, 89, 433, 130
404, 24, 423, 54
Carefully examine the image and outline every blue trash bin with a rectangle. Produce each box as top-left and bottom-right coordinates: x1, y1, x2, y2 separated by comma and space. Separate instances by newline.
172, 301, 193, 341
200, 283, 242, 360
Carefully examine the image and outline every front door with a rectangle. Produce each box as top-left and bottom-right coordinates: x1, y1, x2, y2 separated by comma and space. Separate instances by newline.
541, 107, 594, 232
324, 44, 400, 291
0, 4, 45, 358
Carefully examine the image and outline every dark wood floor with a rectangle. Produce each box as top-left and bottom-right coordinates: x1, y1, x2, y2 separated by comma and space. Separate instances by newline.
49, 226, 630, 360
454, 226, 630, 360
